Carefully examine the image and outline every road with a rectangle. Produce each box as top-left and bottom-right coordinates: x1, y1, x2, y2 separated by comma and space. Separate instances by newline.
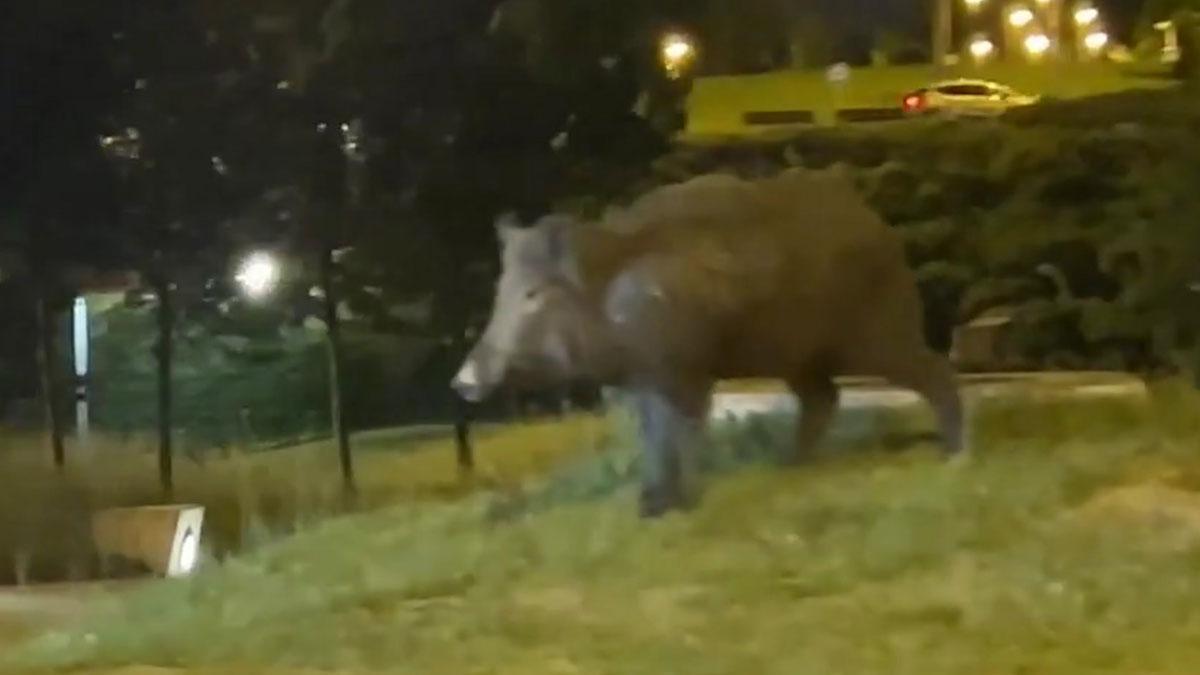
710, 371, 1149, 421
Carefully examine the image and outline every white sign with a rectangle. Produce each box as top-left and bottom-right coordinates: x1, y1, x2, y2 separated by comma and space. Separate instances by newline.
826, 62, 850, 84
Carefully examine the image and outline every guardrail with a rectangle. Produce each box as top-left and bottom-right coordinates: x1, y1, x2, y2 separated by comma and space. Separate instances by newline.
732, 106, 906, 130
835, 107, 906, 123
742, 110, 816, 126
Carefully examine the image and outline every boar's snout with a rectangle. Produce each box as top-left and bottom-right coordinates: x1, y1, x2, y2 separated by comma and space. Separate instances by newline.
451, 345, 502, 403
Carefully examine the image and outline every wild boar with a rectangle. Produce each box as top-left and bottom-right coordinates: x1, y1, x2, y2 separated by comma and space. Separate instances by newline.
452, 167, 965, 517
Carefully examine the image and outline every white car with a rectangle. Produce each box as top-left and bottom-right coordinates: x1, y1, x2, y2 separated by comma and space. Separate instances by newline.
901, 78, 1040, 118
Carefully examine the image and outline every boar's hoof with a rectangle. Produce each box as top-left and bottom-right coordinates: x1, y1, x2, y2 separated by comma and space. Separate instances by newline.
638, 484, 697, 519
945, 448, 972, 467
781, 448, 817, 467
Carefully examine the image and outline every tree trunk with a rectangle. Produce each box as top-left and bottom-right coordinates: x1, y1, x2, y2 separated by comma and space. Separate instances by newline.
34, 286, 65, 469
320, 242, 354, 495
155, 279, 174, 498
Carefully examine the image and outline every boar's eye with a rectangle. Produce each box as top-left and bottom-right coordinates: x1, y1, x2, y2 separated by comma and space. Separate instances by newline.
521, 287, 543, 311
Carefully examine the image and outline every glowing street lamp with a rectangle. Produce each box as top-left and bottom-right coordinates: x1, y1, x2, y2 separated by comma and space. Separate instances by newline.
1074, 6, 1099, 25
1008, 7, 1035, 28
1024, 33, 1052, 56
235, 251, 280, 300
969, 36, 996, 62
1083, 30, 1109, 52
660, 32, 697, 79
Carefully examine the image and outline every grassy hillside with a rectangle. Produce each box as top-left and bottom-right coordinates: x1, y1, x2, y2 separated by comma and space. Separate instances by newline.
7, 383, 1200, 674
0, 414, 610, 568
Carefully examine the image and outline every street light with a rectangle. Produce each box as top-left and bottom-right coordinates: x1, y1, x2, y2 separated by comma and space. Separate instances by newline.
1083, 30, 1109, 52
660, 32, 697, 79
235, 251, 280, 300
1074, 6, 1099, 25
964, 0, 985, 11
969, 36, 996, 61
1009, 7, 1035, 28
1024, 33, 1052, 56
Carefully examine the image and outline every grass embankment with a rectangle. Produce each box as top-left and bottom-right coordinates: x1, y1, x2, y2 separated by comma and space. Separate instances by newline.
7, 383, 1200, 674
684, 61, 1176, 137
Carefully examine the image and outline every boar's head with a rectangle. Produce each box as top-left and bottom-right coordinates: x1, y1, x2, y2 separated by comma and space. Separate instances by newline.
452, 213, 607, 403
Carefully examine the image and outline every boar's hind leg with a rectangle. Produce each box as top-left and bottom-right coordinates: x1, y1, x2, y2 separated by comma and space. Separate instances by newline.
633, 386, 710, 518
787, 375, 839, 463
883, 350, 965, 456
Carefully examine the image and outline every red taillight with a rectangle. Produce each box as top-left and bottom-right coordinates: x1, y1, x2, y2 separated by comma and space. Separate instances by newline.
902, 93, 924, 111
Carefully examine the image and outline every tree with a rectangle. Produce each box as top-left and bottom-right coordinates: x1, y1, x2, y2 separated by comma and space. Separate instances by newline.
99, 1, 279, 494
336, 0, 672, 471
1, 3, 125, 466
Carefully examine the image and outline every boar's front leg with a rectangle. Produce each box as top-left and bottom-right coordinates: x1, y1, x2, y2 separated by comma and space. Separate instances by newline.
631, 385, 710, 518
881, 349, 966, 457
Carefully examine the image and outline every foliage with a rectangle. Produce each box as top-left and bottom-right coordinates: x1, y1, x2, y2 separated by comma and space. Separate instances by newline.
87, 304, 327, 449
1174, 10, 1200, 81
650, 90, 1200, 376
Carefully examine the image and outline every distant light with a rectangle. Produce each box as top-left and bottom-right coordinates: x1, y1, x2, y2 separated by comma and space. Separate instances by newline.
235, 251, 280, 299
660, 32, 697, 78
969, 38, 996, 60
1084, 30, 1109, 51
72, 297, 88, 378
276, 80, 291, 90
1009, 8, 1034, 27
1034, 0, 1050, 5
1024, 33, 1052, 55
662, 36, 694, 63
964, 0, 985, 10
211, 156, 228, 175
1074, 6, 1099, 25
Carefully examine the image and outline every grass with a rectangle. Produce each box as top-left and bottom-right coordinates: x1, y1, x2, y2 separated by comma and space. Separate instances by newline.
6, 381, 1200, 674
684, 61, 1177, 138
0, 414, 611, 564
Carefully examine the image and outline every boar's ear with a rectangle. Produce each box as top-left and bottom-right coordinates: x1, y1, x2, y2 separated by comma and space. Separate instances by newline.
495, 212, 522, 248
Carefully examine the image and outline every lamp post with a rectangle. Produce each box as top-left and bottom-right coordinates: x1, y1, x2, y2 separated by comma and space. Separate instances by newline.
1072, 3, 1105, 60
1005, 6, 1036, 61
72, 296, 90, 444
934, 0, 953, 67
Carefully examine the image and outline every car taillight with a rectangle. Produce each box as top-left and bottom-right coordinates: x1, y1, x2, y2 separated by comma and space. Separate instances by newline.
902, 93, 924, 111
